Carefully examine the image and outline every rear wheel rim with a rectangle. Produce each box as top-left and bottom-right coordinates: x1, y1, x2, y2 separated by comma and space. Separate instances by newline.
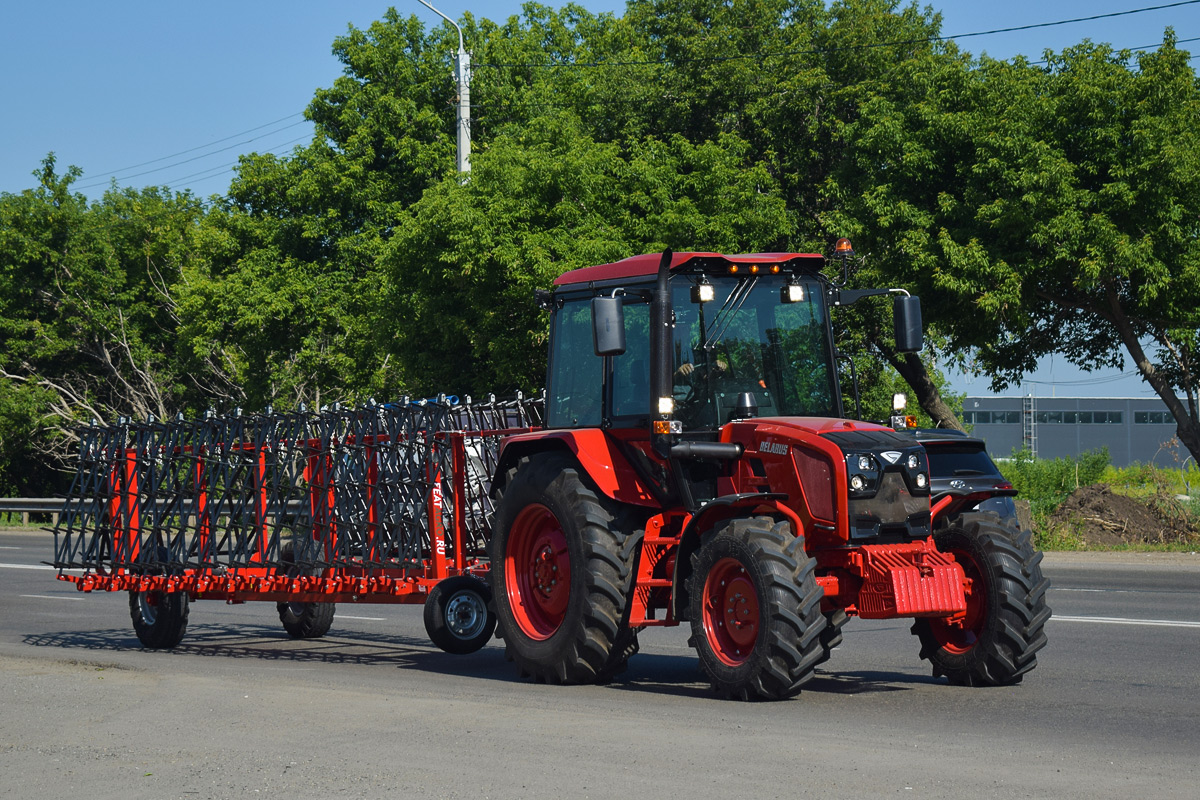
702, 557, 759, 666
928, 548, 986, 654
507, 504, 570, 640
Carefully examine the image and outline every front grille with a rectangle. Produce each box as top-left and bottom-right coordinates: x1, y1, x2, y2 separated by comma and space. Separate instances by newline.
847, 472, 931, 541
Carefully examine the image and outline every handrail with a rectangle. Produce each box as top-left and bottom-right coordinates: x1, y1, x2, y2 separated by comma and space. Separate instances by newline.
0, 497, 66, 524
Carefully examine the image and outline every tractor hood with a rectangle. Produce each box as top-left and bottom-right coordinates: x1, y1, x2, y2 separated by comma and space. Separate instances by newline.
727, 416, 933, 542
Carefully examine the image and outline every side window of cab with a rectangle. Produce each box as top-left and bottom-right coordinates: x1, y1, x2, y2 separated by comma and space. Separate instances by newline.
547, 298, 603, 428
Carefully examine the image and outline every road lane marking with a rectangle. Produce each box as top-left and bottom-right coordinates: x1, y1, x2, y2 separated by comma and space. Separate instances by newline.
0, 562, 55, 570
19, 594, 86, 601
1052, 587, 1138, 594
1052, 614, 1200, 629
337, 615, 386, 621
0, 546, 22, 549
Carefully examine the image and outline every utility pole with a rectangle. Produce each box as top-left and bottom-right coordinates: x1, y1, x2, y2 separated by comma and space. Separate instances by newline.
418, 1, 471, 175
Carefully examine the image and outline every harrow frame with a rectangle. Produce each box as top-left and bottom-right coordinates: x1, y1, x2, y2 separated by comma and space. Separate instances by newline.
52, 395, 543, 608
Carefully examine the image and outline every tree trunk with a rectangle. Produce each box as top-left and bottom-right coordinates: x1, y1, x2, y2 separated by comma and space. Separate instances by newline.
871, 335, 965, 431
1105, 288, 1200, 465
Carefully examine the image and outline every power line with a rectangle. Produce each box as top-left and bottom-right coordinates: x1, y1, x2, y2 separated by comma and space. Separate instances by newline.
69, 2, 1200, 196
161, 135, 313, 189
1021, 371, 1145, 386
77, 120, 311, 190
86, 112, 304, 177
475, 1, 1200, 69
1029, 34, 1200, 63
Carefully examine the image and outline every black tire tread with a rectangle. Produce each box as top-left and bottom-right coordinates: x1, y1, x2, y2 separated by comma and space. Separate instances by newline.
687, 517, 826, 701
491, 454, 636, 685
277, 541, 336, 639
912, 517, 1051, 686
129, 590, 190, 649
423, 575, 497, 655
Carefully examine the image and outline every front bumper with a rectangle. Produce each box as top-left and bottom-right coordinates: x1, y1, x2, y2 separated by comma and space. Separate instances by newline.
816, 540, 967, 619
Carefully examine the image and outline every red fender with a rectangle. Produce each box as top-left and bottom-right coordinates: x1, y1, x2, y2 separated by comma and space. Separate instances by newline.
494, 429, 659, 507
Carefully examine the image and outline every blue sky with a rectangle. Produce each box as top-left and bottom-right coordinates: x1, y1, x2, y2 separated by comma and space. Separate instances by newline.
3, 1, 1197, 398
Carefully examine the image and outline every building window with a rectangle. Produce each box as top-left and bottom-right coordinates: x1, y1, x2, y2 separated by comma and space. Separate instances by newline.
1135, 411, 1175, 424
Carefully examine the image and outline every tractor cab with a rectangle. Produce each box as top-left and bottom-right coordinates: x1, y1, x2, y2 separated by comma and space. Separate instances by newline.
546, 247, 921, 440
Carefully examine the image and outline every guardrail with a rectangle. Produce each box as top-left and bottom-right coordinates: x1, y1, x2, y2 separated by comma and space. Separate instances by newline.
0, 498, 65, 525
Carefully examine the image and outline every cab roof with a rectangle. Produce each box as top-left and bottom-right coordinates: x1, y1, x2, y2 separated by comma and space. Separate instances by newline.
553, 251, 827, 287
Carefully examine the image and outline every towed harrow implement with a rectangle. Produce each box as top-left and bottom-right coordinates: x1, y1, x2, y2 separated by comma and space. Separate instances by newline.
51, 395, 543, 651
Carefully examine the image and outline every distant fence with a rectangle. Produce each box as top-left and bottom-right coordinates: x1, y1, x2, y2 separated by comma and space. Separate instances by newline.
0, 498, 64, 525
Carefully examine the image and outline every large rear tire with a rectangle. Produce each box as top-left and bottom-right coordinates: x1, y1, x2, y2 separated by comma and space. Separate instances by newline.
912, 517, 1051, 686
816, 609, 849, 667
423, 575, 497, 654
129, 589, 189, 649
490, 454, 635, 684
687, 517, 826, 700
276, 541, 336, 640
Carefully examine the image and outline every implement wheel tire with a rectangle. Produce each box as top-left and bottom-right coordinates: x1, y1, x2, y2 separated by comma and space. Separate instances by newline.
424, 575, 497, 655
490, 454, 635, 684
276, 541, 335, 640
687, 517, 826, 700
912, 517, 1051, 686
129, 590, 189, 649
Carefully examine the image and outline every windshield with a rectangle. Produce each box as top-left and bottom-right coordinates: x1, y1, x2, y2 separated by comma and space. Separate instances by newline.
671, 275, 837, 428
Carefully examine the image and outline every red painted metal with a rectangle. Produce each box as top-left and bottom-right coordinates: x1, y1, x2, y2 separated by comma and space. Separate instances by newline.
701, 557, 759, 666
922, 540, 986, 653
59, 422, 523, 608
854, 541, 966, 619
554, 251, 826, 286
505, 503, 570, 639
628, 512, 686, 627
497, 429, 658, 506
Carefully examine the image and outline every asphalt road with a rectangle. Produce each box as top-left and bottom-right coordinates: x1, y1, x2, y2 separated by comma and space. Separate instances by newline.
1, 528, 1197, 799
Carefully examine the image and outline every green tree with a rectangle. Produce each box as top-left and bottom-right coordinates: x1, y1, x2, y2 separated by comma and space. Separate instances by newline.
0, 156, 206, 487
841, 33, 1200, 459
381, 112, 792, 395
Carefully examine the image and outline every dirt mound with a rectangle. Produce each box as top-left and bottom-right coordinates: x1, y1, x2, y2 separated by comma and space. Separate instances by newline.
1049, 484, 1198, 546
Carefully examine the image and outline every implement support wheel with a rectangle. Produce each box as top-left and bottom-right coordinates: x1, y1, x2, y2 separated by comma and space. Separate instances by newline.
491, 453, 636, 684
424, 575, 497, 654
129, 589, 189, 649
688, 517, 826, 700
912, 516, 1051, 686
276, 541, 336, 639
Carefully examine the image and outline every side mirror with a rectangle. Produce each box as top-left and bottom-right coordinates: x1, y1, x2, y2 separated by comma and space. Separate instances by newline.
893, 295, 923, 353
592, 296, 626, 356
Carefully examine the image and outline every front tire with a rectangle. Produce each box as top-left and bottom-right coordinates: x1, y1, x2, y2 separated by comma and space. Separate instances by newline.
687, 517, 826, 700
490, 454, 635, 684
912, 517, 1051, 686
424, 575, 497, 654
129, 590, 189, 649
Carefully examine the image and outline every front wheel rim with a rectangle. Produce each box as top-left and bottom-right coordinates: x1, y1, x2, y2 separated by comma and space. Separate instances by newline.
928, 548, 987, 654
702, 557, 759, 666
506, 504, 570, 640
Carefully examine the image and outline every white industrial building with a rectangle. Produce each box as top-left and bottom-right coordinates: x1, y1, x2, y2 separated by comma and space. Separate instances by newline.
960, 397, 1190, 468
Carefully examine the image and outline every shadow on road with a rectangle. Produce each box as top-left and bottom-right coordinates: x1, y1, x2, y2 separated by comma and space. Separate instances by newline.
22, 625, 940, 698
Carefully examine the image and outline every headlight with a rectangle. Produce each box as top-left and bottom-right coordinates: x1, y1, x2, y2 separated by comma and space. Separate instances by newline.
845, 453, 879, 498
916, 473, 928, 489
907, 454, 919, 469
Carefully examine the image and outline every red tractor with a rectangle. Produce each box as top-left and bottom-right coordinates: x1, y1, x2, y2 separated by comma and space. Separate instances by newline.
486, 246, 1050, 699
